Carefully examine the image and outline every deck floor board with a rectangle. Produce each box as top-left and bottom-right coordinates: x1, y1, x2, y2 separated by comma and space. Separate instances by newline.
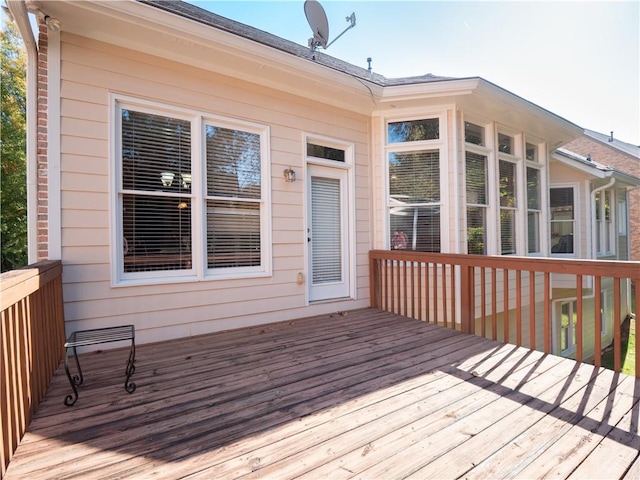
5, 308, 639, 479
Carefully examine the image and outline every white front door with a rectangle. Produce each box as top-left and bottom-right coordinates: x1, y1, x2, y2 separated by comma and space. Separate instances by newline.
307, 164, 350, 301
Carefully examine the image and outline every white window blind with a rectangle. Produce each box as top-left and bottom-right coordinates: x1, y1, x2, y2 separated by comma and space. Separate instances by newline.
121, 110, 192, 273
388, 150, 441, 252
311, 176, 342, 284
527, 167, 541, 253
499, 159, 517, 255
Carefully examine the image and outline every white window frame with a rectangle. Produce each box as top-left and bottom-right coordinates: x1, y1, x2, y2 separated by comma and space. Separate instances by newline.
464, 142, 492, 255
550, 184, 579, 258
556, 298, 578, 356
383, 113, 448, 252
524, 136, 546, 256
495, 126, 523, 256
595, 188, 615, 256
110, 95, 271, 286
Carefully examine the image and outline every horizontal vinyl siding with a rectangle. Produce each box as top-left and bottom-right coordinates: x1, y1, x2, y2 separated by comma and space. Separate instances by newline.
59, 33, 371, 344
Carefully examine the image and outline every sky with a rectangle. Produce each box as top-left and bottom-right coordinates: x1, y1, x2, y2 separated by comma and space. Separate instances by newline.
192, 0, 640, 146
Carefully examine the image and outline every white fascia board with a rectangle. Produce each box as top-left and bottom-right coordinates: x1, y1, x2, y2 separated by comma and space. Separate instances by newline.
378, 78, 479, 103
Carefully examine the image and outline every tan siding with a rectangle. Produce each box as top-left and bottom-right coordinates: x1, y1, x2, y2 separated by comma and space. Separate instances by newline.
59, 33, 371, 343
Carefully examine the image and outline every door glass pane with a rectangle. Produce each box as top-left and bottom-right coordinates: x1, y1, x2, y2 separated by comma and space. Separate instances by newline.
311, 176, 342, 284
307, 143, 345, 162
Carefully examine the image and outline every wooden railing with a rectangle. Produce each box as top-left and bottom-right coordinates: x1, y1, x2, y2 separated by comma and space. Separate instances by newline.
1, 260, 65, 478
370, 250, 640, 378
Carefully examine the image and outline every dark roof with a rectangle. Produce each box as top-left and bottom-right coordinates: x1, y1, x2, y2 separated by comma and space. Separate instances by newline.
137, 0, 455, 86
584, 129, 640, 159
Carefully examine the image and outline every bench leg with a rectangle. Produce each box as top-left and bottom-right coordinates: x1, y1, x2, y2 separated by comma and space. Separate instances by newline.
64, 346, 82, 406
124, 339, 136, 394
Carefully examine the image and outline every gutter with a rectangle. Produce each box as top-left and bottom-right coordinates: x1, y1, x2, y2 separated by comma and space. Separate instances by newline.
6, 0, 37, 263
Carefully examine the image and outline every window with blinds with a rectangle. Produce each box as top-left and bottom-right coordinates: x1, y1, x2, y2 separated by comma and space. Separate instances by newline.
121, 110, 193, 273
499, 159, 517, 254
206, 125, 262, 269
526, 167, 541, 253
116, 100, 268, 282
466, 152, 488, 254
550, 187, 575, 254
388, 150, 441, 252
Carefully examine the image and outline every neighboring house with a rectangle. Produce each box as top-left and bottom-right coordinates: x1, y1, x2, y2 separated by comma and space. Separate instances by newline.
548, 149, 640, 359
7, 0, 636, 354
562, 130, 640, 261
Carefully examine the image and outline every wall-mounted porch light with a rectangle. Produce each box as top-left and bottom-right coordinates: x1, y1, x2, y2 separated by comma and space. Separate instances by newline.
283, 167, 296, 183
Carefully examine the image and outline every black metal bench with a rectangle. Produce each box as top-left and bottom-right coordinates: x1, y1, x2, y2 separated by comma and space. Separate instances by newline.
63, 325, 136, 406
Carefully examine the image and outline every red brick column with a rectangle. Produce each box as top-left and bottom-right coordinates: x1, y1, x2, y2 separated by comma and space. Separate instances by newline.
36, 18, 49, 260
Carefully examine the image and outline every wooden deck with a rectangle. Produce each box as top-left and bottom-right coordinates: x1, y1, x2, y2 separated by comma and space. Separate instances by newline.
5, 308, 640, 479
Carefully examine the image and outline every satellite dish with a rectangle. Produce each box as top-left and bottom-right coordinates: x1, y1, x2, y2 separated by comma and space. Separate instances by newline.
304, 0, 329, 50
304, 0, 356, 52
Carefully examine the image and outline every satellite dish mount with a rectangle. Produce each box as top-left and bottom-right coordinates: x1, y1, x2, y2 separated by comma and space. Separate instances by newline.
304, 0, 356, 52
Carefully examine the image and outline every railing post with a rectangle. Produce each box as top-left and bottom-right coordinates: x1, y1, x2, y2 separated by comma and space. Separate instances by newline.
369, 252, 378, 309
460, 264, 473, 334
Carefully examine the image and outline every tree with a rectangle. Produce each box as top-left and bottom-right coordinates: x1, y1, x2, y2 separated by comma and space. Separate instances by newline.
1, 20, 28, 272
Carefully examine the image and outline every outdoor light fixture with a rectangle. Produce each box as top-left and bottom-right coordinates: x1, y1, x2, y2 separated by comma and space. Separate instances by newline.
283, 167, 296, 183
161, 172, 174, 187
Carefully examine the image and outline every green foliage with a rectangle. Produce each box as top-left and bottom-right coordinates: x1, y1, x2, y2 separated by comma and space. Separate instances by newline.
1, 20, 28, 272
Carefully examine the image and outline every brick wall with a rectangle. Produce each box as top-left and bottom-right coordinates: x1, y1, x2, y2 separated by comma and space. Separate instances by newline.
564, 136, 640, 261
36, 18, 48, 260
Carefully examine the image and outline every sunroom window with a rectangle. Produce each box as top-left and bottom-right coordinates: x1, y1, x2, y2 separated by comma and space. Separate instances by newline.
499, 159, 517, 255
116, 100, 270, 283
465, 122, 485, 146
389, 150, 441, 252
526, 166, 541, 254
388, 118, 439, 143
466, 152, 488, 254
